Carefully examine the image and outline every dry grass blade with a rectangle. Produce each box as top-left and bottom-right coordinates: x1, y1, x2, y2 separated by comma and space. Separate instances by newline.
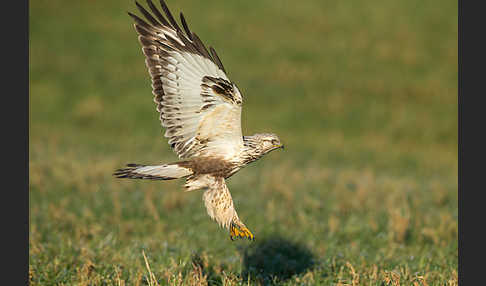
143, 250, 160, 286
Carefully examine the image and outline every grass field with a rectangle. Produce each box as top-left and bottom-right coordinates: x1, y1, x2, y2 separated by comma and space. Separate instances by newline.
29, 0, 457, 285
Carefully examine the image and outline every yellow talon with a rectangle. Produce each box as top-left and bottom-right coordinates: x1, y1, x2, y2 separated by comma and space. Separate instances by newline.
230, 223, 254, 241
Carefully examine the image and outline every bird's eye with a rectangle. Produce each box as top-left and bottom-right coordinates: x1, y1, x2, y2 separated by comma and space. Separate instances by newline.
271, 139, 277, 145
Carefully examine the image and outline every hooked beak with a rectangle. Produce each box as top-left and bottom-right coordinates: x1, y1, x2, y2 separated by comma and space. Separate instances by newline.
273, 144, 284, 150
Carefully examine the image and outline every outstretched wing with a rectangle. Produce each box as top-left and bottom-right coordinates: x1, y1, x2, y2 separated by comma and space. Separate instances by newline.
129, 0, 244, 159
185, 174, 254, 240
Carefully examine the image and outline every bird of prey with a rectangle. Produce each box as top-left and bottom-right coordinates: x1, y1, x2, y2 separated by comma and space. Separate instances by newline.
114, 0, 284, 241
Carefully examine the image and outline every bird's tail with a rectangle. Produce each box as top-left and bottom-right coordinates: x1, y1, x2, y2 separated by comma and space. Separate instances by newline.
113, 162, 193, 180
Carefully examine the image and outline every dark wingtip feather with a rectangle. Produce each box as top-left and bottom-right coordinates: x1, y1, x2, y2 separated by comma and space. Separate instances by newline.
127, 11, 138, 20
146, 0, 170, 26
191, 32, 212, 60
128, 11, 151, 28
159, 0, 182, 33
180, 12, 193, 40
209, 46, 227, 74
135, 1, 163, 28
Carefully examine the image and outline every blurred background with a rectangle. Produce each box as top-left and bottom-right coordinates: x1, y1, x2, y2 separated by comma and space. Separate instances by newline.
30, 0, 457, 285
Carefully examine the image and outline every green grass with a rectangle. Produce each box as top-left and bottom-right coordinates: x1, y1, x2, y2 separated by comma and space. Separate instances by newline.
29, 0, 457, 285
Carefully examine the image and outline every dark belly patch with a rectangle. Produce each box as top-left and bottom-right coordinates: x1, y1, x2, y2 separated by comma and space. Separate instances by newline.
178, 157, 238, 178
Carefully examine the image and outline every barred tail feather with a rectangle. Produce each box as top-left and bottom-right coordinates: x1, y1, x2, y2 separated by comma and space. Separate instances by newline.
113, 163, 192, 180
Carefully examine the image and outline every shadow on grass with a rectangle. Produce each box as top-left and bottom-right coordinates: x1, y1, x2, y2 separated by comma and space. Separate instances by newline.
240, 235, 316, 285
188, 236, 316, 285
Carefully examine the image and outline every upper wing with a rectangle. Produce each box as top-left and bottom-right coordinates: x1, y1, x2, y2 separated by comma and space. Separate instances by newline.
129, 0, 244, 159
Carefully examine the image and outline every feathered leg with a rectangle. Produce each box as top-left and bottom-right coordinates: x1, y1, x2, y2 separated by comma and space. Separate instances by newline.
191, 175, 254, 241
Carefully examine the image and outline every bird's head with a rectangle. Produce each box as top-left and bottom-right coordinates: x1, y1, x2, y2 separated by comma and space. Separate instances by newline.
244, 133, 284, 156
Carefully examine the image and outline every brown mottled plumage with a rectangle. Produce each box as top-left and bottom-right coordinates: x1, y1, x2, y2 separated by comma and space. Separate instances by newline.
114, 0, 283, 241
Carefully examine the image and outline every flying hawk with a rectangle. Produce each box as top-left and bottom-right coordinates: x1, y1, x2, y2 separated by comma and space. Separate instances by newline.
114, 0, 284, 241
